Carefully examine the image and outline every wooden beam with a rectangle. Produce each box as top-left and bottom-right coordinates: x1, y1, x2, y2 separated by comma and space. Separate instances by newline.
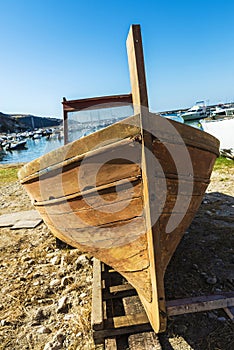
126, 24, 167, 333
167, 293, 234, 316
63, 109, 68, 145
223, 306, 234, 321
126, 24, 148, 114
62, 94, 132, 112
105, 338, 117, 350
91, 259, 103, 331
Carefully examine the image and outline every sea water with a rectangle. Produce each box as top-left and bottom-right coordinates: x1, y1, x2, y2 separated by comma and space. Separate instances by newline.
0, 136, 65, 164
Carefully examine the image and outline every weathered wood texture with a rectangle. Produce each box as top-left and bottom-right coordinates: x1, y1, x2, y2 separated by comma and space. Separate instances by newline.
92, 259, 234, 349
92, 258, 103, 331
92, 260, 162, 349
0, 210, 42, 229
18, 25, 220, 335
18, 115, 141, 181
62, 94, 132, 112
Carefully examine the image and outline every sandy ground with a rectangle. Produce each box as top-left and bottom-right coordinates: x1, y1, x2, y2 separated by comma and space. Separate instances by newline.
0, 162, 233, 349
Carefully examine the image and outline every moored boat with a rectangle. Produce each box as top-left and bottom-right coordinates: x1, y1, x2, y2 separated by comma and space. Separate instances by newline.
211, 104, 234, 119
18, 25, 219, 333
6, 139, 27, 150
180, 101, 207, 121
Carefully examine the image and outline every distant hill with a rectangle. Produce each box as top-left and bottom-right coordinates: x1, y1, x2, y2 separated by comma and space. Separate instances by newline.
0, 112, 62, 133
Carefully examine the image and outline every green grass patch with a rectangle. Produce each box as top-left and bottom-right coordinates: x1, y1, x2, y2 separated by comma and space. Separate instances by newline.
0, 166, 22, 184
214, 156, 234, 171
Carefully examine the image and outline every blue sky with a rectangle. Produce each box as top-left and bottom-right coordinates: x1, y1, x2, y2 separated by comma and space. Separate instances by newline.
0, 0, 234, 117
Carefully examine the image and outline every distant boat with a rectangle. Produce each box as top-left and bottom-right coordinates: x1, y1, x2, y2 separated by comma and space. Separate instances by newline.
211, 105, 234, 119
18, 25, 219, 334
6, 139, 27, 150
180, 101, 207, 121
32, 134, 41, 140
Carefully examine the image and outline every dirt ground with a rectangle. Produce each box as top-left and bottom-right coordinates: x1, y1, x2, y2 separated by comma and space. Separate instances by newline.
0, 160, 233, 350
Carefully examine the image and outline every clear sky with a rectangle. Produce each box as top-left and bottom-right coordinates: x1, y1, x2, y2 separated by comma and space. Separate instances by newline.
1, 0, 234, 118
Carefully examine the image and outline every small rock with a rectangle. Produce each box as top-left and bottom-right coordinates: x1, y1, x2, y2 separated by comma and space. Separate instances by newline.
1, 319, 6, 326
50, 256, 60, 265
50, 279, 61, 288
33, 308, 46, 322
18, 276, 27, 282
79, 292, 87, 299
192, 264, 199, 271
27, 259, 35, 266
206, 276, 217, 285
206, 210, 213, 216
44, 332, 66, 350
33, 272, 41, 278
61, 276, 74, 287
75, 255, 89, 269
53, 332, 65, 344
37, 326, 52, 334
201, 272, 208, 278
76, 332, 82, 337
217, 317, 226, 322
63, 314, 74, 320
57, 296, 68, 313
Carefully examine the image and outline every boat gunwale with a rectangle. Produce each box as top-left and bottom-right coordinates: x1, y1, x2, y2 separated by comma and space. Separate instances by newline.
19, 136, 141, 184
18, 114, 141, 181
19, 114, 219, 183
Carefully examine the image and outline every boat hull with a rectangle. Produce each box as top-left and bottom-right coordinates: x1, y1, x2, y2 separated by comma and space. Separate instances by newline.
18, 113, 219, 332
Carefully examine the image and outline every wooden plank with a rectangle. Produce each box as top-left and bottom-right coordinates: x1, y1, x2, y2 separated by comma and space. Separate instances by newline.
167, 293, 234, 316
93, 318, 152, 341
223, 306, 234, 321
0, 210, 42, 228
127, 24, 167, 333
104, 338, 117, 350
11, 219, 42, 229
126, 24, 148, 113
109, 284, 134, 294
104, 312, 149, 329
91, 259, 103, 331
123, 295, 146, 315
128, 332, 162, 350
62, 94, 132, 112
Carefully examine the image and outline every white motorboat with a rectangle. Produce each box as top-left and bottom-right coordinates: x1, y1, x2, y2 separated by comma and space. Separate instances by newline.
180, 101, 207, 121
211, 105, 234, 119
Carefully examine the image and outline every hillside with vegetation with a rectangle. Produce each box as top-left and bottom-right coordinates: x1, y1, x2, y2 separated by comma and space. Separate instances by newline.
0, 112, 61, 133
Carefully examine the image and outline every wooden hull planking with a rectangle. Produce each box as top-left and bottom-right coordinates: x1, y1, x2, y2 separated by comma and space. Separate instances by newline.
18, 25, 220, 333
18, 113, 219, 332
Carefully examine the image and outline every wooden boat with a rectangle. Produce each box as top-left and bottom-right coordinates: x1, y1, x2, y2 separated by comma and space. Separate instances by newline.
18, 25, 219, 333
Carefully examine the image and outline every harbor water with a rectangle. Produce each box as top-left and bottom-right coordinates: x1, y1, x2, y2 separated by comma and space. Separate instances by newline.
0, 135, 66, 164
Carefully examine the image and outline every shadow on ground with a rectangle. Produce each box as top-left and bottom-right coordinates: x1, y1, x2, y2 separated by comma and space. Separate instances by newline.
161, 191, 234, 350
